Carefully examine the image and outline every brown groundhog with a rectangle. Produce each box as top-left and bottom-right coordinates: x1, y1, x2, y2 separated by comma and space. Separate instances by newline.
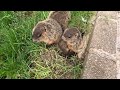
32, 18, 62, 45
58, 27, 87, 58
48, 11, 71, 30
60, 27, 89, 59
32, 11, 71, 45
61, 27, 83, 53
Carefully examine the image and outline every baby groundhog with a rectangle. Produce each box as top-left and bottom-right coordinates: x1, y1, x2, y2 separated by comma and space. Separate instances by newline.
62, 27, 83, 53
58, 27, 88, 58
32, 11, 71, 45
48, 11, 71, 30
60, 27, 90, 59
32, 18, 62, 45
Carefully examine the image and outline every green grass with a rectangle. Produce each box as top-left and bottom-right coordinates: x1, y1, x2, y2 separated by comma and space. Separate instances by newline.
0, 11, 94, 79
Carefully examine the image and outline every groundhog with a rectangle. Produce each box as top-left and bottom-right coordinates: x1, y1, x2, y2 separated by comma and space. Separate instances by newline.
48, 11, 71, 30
32, 18, 62, 45
58, 27, 88, 58
61, 27, 83, 53
60, 27, 90, 59
32, 11, 71, 45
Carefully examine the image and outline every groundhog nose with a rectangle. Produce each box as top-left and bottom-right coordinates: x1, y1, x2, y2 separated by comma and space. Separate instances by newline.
32, 39, 36, 42
62, 36, 65, 40
62, 36, 66, 41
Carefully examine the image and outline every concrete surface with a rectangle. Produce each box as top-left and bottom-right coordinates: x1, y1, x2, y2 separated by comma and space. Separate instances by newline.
82, 11, 120, 79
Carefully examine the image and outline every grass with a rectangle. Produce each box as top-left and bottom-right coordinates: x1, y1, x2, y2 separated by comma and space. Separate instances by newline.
0, 11, 94, 79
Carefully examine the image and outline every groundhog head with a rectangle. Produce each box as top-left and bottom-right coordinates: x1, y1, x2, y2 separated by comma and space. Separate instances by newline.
32, 22, 55, 45
62, 27, 82, 47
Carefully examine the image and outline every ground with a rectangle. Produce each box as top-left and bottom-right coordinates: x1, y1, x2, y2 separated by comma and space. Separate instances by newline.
0, 11, 94, 79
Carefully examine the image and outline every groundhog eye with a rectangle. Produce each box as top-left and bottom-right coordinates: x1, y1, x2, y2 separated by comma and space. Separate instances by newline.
37, 34, 41, 37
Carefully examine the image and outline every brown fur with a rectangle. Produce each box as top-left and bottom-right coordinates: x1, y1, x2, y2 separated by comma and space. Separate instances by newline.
32, 11, 71, 45
58, 39, 75, 57
61, 27, 82, 53
48, 11, 71, 30
32, 18, 62, 45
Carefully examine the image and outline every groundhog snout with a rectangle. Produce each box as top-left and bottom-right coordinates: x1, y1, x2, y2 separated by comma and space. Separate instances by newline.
32, 35, 39, 42
32, 38, 39, 42
62, 36, 66, 41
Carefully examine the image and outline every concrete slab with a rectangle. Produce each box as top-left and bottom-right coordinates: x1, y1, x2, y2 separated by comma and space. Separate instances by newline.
82, 49, 117, 79
82, 11, 118, 79
89, 16, 117, 54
